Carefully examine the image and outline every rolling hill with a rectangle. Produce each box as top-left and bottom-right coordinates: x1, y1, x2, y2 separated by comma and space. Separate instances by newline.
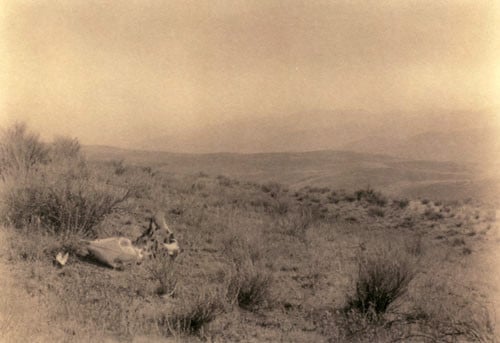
83, 146, 497, 203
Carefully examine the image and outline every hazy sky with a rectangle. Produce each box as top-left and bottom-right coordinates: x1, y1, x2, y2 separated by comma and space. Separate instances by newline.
1, 0, 499, 149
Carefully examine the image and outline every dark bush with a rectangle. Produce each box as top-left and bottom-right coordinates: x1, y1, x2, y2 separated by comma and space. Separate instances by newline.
2, 170, 130, 236
393, 198, 409, 209
355, 187, 387, 207
424, 208, 444, 221
345, 248, 415, 319
367, 206, 385, 217
226, 264, 273, 311
163, 292, 223, 335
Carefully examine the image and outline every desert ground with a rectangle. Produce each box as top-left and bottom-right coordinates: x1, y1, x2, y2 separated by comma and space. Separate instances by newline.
0, 124, 499, 342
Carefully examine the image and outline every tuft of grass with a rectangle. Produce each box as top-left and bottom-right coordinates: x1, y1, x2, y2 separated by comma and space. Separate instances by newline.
344, 194, 356, 202
226, 263, 273, 311
162, 291, 224, 335
145, 257, 178, 298
261, 181, 284, 196
276, 205, 319, 237
307, 186, 330, 194
111, 159, 127, 175
327, 191, 342, 204
345, 245, 416, 319
221, 230, 273, 311
424, 208, 444, 221
216, 174, 232, 187
367, 206, 385, 218
393, 198, 409, 209
355, 187, 387, 207
405, 235, 424, 257
451, 237, 466, 247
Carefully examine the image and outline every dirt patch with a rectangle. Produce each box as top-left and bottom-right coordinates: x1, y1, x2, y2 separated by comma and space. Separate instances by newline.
468, 215, 500, 339
0, 228, 66, 342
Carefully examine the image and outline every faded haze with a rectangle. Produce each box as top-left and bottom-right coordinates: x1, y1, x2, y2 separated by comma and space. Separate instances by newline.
1, 0, 499, 152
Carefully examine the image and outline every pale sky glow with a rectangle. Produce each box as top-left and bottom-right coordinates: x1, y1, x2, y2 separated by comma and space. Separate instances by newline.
1, 0, 499, 150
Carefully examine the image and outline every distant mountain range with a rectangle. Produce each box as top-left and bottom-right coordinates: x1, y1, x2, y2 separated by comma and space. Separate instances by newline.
121, 109, 497, 163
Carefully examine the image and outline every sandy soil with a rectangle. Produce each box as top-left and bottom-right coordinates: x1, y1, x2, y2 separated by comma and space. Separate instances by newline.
472, 213, 500, 340
0, 228, 61, 342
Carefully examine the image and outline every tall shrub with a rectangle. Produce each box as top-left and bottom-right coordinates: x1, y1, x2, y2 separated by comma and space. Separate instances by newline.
0, 122, 48, 177
0, 123, 130, 236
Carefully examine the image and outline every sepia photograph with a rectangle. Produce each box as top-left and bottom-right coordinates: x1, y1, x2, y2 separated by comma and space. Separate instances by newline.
0, 1, 499, 342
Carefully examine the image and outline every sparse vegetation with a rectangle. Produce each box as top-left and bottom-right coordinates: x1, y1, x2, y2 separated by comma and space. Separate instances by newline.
424, 208, 444, 221
145, 257, 178, 298
0, 122, 49, 177
0, 123, 131, 236
0, 123, 496, 342
367, 206, 385, 217
355, 187, 387, 207
162, 290, 224, 335
111, 159, 127, 175
393, 198, 410, 209
226, 263, 273, 311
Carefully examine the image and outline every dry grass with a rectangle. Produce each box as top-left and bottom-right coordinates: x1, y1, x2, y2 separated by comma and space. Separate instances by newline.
144, 256, 178, 298
0, 122, 496, 342
0, 124, 131, 237
160, 290, 224, 336
344, 244, 416, 318
226, 263, 273, 311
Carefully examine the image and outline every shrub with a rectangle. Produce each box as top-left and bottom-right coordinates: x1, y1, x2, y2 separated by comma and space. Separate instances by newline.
163, 291, 223, 335
451, 237, 466, 247
405, 235, 424, 256
0, 123, 129, 236
400, 216, 415, 228
145, 257, 178, 298
49, 136, 82, 162
221, 231, 273, 311
327, 191, 341, 204
367, 206, 385, 218
216, 175, 232, 187
393, 198, 409, 209
424, 208, 444, 221
111, 159, 126, 175
0, 122, 49, 177
221, 231, 264, 270
0, 163, 130, 236
277, 206, 316, 237
226, 263, 273, 311
267, 197, 289, 216
308, 186, 330, 194
345, 246, 416, 319
355, 187, 387, 207
196, 171, 209, 178
261, 181, 283, 196
344, 194, 356, 202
